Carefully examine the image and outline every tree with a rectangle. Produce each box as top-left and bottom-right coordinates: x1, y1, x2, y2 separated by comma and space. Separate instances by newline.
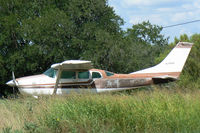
82, 21, 169, 74
179, 34, 200, 89
121, 21, 168, 73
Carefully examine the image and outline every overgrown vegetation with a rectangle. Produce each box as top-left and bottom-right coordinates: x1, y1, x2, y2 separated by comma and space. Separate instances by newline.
1, 89, 200, 132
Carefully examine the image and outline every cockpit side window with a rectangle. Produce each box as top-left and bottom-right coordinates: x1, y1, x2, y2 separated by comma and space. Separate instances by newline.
43, 68, 57, 78
92, 72, 102, 78
105, 71, 114, 76
61, 71, 76, 79
78, 71, 89, 79
44, 69, 90, 79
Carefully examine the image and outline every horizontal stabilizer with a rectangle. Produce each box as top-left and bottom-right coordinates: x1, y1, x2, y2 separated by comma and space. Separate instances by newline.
152, 75, 177, 84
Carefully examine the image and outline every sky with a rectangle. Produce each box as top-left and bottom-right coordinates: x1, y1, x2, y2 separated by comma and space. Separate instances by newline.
108, 0, 200, 42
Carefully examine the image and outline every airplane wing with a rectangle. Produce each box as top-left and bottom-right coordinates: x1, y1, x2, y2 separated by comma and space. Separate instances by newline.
51, 60, 92, 70
152, 75, 178, 84
51, 60, 92, 94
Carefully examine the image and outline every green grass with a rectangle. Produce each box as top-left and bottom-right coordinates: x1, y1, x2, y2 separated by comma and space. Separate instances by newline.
1, 88, 200, 133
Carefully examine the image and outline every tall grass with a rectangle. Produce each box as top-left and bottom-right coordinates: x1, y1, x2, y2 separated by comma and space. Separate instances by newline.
1, 89, 200, 132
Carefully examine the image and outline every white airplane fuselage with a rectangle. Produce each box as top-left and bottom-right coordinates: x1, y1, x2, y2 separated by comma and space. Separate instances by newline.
6, 42, 193, 96
6, 69, 154, 95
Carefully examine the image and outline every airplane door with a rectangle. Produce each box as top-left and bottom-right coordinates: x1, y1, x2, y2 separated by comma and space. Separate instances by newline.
59, 71, 77, 83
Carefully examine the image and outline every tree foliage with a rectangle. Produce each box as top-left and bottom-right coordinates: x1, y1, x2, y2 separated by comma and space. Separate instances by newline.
178, 34, 200, 88
122, 21, 168, 72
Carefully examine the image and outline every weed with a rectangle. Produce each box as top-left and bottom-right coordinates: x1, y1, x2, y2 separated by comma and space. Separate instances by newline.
1, 89, 200, 132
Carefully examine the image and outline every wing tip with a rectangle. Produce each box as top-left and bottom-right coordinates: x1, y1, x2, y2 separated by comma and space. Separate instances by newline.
176, 42, 193, 48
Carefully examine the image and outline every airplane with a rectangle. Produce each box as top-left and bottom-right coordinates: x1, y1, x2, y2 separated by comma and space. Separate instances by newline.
6, 42, 193, 97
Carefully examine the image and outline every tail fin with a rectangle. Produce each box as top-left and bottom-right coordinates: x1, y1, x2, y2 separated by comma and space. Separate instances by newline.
131, 42, 193, 77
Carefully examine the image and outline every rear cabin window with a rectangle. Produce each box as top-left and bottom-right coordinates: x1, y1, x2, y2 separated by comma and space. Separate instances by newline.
61, 71, 76, 79
78, 71, 89, 79
92, 72, 102, 78
105, 71, 114, 76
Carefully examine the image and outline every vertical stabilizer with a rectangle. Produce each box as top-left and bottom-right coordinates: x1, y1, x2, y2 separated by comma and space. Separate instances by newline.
131, 42, 193, 76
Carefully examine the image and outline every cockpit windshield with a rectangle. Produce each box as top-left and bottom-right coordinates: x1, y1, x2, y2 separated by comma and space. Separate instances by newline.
43, 68, 57, 78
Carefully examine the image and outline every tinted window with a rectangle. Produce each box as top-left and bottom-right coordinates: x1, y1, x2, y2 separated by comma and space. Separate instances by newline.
43, 68, 57, 78
92, 72, 102, 78
78, 71, 89, 79
105, 71, 114, 76
61, 71, 76, 79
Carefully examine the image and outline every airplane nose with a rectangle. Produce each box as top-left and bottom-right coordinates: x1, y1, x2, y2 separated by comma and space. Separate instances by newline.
6, 80, 15, 87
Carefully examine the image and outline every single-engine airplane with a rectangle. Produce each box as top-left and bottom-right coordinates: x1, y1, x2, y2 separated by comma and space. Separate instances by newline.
6, 42, 193, 96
